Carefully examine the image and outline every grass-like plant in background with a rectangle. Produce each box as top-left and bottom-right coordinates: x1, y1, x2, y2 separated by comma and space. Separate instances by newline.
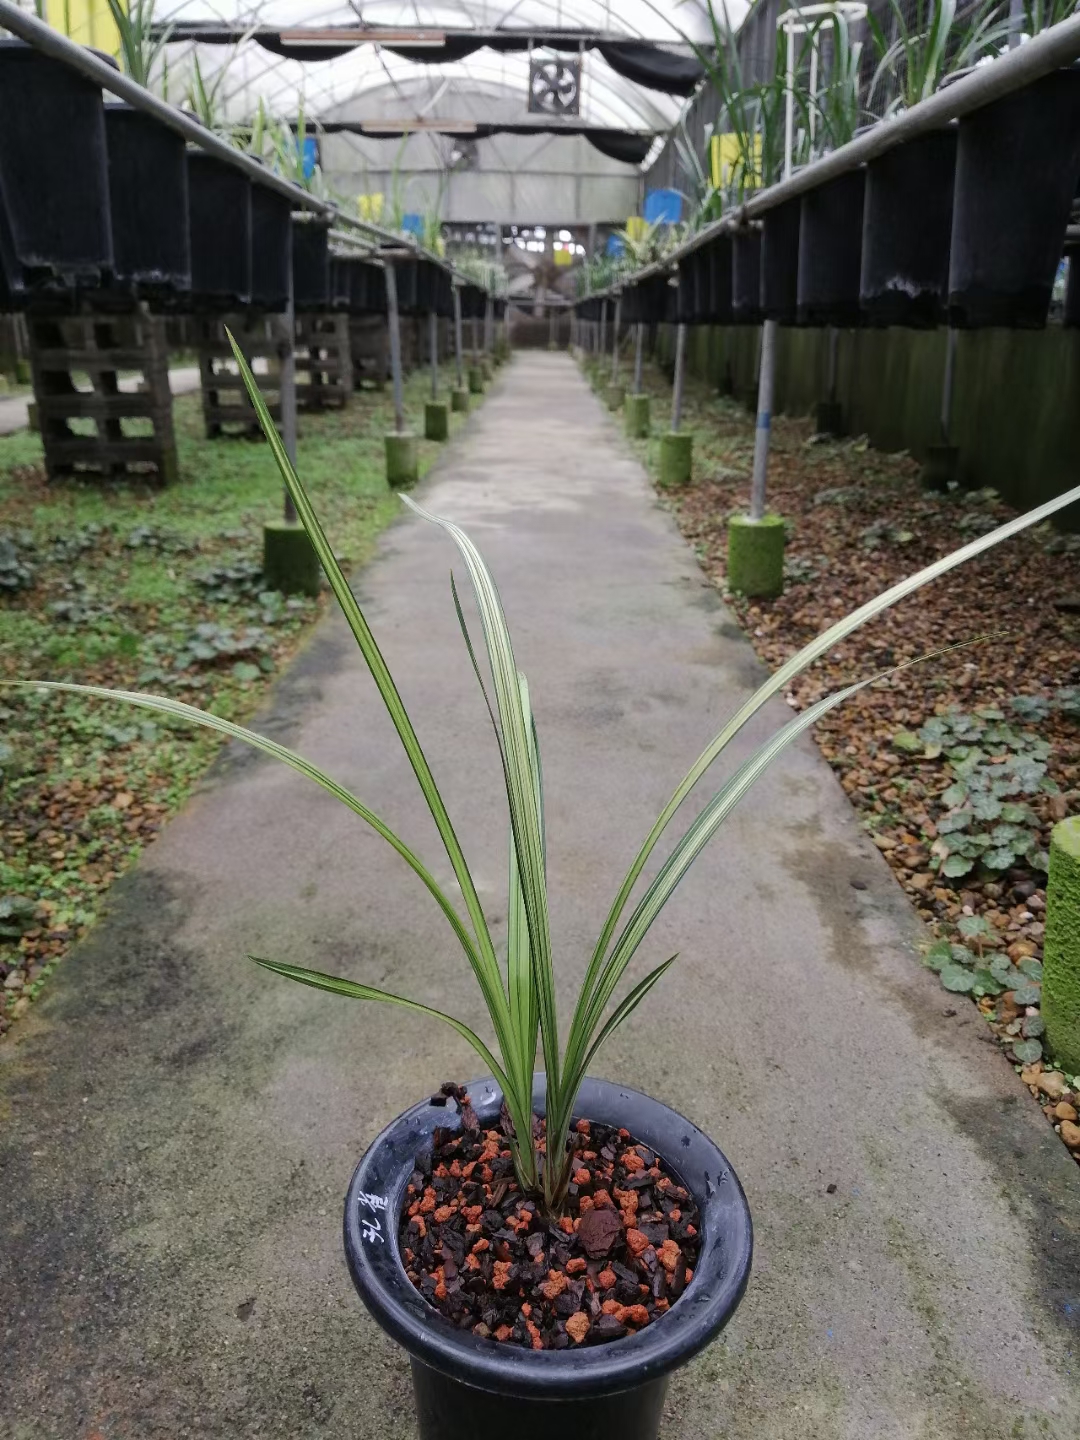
10, 336, 1080, 1216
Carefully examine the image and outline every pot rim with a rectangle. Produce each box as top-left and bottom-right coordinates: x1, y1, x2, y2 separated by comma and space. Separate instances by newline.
343, 1075, 752, 1401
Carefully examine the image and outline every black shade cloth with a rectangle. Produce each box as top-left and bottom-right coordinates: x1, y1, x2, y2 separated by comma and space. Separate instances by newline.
312, 119, 653, 164
159, 25, 707, 97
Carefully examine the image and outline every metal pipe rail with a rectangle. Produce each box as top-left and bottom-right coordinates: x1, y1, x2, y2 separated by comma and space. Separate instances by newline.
584, 14, 1080, 300
0, 0, 451, 267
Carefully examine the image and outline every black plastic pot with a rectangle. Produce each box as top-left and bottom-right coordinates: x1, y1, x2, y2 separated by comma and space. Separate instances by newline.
292, 218, 330, 311
860, 128, 956, 329
675, 249, 704, 323
350, 260, 387, 315
104, 104, 191, 307
0, 40, 113, 293
187, 152, 251, 310
395, 259, 422, 316
344, 1075, 752, 1440
949, 67, 1080, 329
761, 198, 800, 324
329, 256, 353, 311
798, 170, 865, 327
732, 229, 763, 324
250, 186, 292, 313
705, 234, 734, 324
434, 266, 455, 319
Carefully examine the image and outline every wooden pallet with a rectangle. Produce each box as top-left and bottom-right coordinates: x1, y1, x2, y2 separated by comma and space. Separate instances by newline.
27, 306, 178, 484
295, 312, 353, 410
195, 313, 286, 439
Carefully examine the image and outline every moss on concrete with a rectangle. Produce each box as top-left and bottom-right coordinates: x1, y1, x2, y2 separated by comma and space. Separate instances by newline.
468, 366, 485, 395
727, 512, 786, 598
624, 392, 650, 438
424, 400, 449, 442
450, 387, 470, 413
659, 431, 693, 485
385, 431, 418, 489
1044, 816, 1080, 1074
606, 382, 625, 412
262, 521, 320, 598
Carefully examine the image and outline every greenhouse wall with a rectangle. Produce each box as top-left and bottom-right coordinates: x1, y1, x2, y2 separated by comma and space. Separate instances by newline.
662, 323, 1080, 525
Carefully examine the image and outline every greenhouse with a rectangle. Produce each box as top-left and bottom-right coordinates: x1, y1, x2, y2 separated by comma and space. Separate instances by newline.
2, 3, 1080, 1438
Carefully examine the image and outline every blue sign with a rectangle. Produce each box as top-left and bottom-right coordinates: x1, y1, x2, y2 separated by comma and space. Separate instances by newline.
643, 188, 682, 225
301, 135, 318, 180
606, 232, 625, 257
402, 213, 425, 236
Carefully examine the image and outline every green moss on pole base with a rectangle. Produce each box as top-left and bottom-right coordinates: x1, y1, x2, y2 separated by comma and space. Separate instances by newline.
659, 431, 693, 485
625, 393, 650, 438
1043, 816, 1080, 1074
26, 400, 39, 433
263, 521, 320, 598
451, 387, 470, 413
727, 513, 786, 598
606, 383, 625, 412
385, 431, 419, 489
468, 367, 485, 395
424, 400, 450, 441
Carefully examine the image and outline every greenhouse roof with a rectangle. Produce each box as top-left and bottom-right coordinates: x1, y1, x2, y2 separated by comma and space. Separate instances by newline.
154, 1, 744, 144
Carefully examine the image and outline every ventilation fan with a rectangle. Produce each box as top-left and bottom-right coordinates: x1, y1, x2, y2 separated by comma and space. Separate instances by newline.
528, 57, 581, 116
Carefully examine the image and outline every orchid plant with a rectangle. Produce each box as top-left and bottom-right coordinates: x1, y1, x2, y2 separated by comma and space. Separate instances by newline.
12, 339, 1080, 1216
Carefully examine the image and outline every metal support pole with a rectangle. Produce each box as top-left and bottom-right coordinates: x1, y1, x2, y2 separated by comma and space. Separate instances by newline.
485, 296, 494, 355
941, 327, 958, 441
280, 282, 298, 523
470, 316, 478, 361
599, 300, 607, 358
453, 286, 465, 389
633, 321, 644, 394
672, 322, 687, 433
750, 318, 778, 521
611, 298, 622, 384
385, 260, 405, 435
429, 309, 438, 400
504, 303, 511, 355
827, 325, 839, 402
549, 309, 556, 347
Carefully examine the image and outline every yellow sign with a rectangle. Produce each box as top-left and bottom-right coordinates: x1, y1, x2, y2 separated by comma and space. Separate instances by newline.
51, 0, 123, 56
553, 247, 574, 267
624, 215, 648, 242
710, 132, 761, 191
357, 193, 385, 223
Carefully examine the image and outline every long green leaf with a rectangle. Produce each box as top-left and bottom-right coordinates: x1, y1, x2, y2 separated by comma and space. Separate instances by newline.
250, 957, 510, 1092
226, 334, 513, 1051
401, 495, 560, 1097
579, 478, 1080, 1032
4, 679, 485, 972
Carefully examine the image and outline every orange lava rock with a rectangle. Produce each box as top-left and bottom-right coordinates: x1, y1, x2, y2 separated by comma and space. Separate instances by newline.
622, 1305, 650, 1327
684, 1268, 694, 1284
601, 1299, 622, 1315
626, 1228, 650, 1256
655, 1299, 670, 1314
622, 1151, 645, 1173
449, 1160, 462, 1178
527, 1321, 543, 1350
659, 1239, 682, 1274
576, 1120, 591, 1135
465, 1253, 481, 1271
565, 1257, 587, 1275
598, 1268, 617, 1290
574, 1169, 591, 1186
592, 1188, 614, 1209
559, 1217, 575, 1234
578, 1196, 594, 1213
463, 1205, 483, 1223
668, 1208, 681, 1222
520, 1303, 532, 1317
414, 1217, 427, 1238
419, 1189, 437, 1214
614, 1187, 638, 1216
433, 1206, 454, 1223
434, 1282, 448, 1301
541, 1270, 569, 1301
618, 1128, 631, 1140
461, 1161, 477, 1179
565, 1312, 591, 1344
686, 1224, 697, 1237
495, 1325, 513, 1342
492, 1260, 512, 1291
433, 1164, 449, 1179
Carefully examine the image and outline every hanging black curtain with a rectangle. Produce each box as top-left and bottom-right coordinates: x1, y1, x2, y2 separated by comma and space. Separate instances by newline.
583, 130, 653, 165
597, 42, 705, 98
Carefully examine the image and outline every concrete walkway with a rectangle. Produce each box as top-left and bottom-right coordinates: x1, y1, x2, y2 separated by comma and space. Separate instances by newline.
1, 353, 1077, 1440
0, 364, 201, 435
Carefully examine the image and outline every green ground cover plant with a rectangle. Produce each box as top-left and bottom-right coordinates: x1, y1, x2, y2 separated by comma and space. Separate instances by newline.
0, 368, 460, 1034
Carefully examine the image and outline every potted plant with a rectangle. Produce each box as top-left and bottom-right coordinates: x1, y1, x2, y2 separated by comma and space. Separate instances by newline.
187, 153, 252, 310
249, 186, 293, 314
13, 338, 1080, 1440
0, 40, 113, 296
103, 104, 192, 310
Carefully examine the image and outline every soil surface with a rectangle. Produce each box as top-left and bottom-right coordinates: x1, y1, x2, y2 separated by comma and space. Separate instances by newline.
401, 1084, 701, 1349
